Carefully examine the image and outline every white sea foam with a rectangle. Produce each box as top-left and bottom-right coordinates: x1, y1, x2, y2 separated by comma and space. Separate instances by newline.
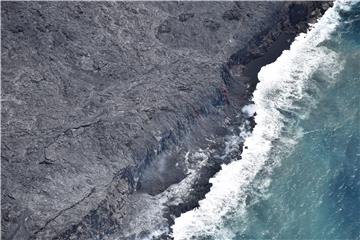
241, 104, 256, 117
172, 1, 351, 239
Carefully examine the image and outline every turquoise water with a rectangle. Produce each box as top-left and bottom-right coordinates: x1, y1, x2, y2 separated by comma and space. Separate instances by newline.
232, 3, 360, 240
172, 2, 359, 239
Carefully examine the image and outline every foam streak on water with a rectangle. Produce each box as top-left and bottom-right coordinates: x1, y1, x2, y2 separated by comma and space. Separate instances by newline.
172, 2, 351, 239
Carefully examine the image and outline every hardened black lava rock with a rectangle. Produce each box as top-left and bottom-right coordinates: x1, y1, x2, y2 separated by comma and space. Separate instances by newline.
1, 2, 331, 239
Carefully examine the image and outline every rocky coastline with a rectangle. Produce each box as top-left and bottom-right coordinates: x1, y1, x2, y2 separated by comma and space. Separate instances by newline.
1, 2, 331, 239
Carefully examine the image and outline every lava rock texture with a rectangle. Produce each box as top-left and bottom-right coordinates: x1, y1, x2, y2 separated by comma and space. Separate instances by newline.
1, 2, 331, 239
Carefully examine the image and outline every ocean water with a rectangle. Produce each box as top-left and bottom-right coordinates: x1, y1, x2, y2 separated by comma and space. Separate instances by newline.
172, 1, 360, 239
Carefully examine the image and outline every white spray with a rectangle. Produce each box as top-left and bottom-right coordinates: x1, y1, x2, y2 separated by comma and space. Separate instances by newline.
172, 1, 351, 239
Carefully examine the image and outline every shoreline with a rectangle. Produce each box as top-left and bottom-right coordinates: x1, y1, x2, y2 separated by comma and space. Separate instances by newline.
172, 1, 358, 238
1, 2, 333, 239
167, 1, 333, 237
244, 32, 294, 91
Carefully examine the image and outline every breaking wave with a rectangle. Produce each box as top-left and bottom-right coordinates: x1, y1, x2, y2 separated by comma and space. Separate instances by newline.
172, 1, 351, 239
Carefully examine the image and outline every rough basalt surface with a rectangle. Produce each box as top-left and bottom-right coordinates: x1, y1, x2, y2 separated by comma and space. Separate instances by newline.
1, 2, 331, 239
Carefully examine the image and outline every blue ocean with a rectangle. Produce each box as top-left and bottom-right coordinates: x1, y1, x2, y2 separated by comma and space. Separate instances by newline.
172, 1, 360, 239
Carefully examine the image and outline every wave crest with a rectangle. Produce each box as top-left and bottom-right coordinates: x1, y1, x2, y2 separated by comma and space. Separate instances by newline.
172, 1, 351, 239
